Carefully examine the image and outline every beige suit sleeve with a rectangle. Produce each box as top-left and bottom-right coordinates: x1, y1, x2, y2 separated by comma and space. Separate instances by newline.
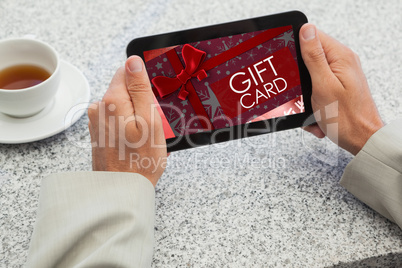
26, 171, 155, 268
340, 118, 402, 228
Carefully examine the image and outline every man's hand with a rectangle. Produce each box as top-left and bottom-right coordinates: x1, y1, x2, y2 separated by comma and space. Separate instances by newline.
88, 56, 167, 187
300, 24, 384, 155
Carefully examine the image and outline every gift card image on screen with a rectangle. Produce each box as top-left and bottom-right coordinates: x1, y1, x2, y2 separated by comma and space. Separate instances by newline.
127, 11, 313, 152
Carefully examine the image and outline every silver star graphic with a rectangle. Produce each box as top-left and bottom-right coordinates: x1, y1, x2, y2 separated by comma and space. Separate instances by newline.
276, 31, 293, 47
207, 41, 211, 45
264, 105, 268, 109
169, 113, 185, 136
265, 45, 273, 55
155, 62, 163, 70
202, 84, 221, 118
181, 100, 188, 106
247, 51, 256, 61
217, 70, 221, 75
257, 44, 263, 49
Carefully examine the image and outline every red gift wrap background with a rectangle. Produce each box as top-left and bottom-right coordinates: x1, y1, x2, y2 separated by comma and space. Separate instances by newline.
144, 26, 304, 138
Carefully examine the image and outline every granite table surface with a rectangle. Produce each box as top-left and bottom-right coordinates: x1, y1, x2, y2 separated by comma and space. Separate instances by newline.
1, 0, 402, 267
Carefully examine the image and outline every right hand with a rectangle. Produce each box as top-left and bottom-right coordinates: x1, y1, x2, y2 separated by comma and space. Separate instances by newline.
299, 23, 384, 155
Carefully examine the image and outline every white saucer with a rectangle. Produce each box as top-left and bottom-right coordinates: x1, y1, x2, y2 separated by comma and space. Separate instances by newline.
0, 60, 91, 144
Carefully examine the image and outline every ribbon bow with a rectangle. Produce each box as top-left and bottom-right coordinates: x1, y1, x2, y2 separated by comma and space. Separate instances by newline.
152, 44, 208, 100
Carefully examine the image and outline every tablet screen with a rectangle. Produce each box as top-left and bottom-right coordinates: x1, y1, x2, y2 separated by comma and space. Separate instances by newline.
143, 25, 305, 140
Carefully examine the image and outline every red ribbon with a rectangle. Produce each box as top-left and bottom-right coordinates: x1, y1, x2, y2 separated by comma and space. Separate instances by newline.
152, 44, 208, 100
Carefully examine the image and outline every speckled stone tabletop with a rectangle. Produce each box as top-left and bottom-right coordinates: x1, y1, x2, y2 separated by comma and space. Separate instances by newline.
1, 0, 402, 267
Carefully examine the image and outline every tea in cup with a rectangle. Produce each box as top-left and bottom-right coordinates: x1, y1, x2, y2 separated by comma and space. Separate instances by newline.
0, 38, 60, 117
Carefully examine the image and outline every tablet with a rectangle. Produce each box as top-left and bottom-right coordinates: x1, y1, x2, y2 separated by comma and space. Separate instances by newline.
127, 11, 313, 152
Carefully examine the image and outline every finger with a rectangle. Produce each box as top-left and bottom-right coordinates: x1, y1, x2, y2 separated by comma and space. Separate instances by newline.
302, 124, 326, 139
299, 24, 334, 83
102, 67, 135, 116
125, 56, 155, 121
87, 101, 100, 123
103, 67, 129, 101
87, 102, 100, 144
317, 30, 364, 88
317, 30, 356, 66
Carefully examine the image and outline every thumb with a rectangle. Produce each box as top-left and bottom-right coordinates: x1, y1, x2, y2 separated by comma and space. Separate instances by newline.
299, 24, 333, 83
125, 56, 155, 120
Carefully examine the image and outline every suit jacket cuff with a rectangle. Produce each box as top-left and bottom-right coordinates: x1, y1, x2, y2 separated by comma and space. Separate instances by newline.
26, 171, 155, 267
340, 118, 402, 227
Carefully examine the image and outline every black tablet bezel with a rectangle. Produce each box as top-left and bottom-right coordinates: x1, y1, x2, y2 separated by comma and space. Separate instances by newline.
127, 10, 313, 152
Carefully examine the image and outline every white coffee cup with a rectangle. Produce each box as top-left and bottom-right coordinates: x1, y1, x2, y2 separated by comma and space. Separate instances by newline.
0, 38, 60, 117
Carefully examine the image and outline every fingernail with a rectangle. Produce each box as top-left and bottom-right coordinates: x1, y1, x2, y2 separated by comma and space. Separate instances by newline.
128, 56, 143, 73
302, 25, 316, 41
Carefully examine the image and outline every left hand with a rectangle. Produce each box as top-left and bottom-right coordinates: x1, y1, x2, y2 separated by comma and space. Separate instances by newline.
88, 56, 167, 187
